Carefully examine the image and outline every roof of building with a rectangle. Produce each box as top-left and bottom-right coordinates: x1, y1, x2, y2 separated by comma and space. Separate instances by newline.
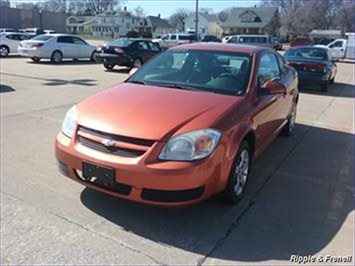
222, 7, 277, 28
200, 13, 219, 22
147, 16, 172, 28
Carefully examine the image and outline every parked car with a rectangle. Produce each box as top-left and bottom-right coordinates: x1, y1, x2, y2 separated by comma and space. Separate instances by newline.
55, 44, 299, 206
95, 38, 161, 70
315, 35, 355, 60
18, 34, 98, 63
44, 30, 56, 34
199, 35, 221, 42
273, 37, 283, 50
0, 28, 17, 33
290, 37, 312, 47
221, 35, 233, 43
227, 35, 274, 48
284, 46, 337, 92
152, 33, 197, 49
23, 28, 45, 36
0, 32, 31, 57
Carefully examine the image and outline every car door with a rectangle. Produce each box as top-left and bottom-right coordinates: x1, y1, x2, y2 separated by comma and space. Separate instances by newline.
136, 41, 152, 62
56, 36, 74, 58
328, 40, 345, 59
72, 37, 92, 58
4, 34, 18, 53
253, 52, 288, 150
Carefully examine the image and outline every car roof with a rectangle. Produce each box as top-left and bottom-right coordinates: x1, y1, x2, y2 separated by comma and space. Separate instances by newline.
288, 45, 329, 50
172, 43, 266, 54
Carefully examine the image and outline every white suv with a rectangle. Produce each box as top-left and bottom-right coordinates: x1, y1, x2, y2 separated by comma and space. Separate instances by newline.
152, 33, 196, 49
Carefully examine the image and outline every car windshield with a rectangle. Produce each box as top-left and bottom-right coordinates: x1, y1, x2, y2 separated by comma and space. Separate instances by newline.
127, 49, 252, 96
285, 47, 328, 61
108, 39, 133, 47
31, 35, 53, 41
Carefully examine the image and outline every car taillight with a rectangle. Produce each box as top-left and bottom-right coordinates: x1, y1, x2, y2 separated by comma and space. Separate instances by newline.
114, 47, 124, 53
32, 43, 43, 48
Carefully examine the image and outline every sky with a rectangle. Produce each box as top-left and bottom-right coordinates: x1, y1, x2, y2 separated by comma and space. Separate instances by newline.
125, 0, 260, 17
8, 0, 260, 17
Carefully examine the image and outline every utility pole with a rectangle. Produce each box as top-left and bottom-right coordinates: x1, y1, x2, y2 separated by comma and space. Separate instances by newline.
111, 0, 114, 39
195, 0, 198, 37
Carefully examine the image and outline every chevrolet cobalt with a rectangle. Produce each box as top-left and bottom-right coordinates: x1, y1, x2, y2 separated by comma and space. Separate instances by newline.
55, 43, 299, 206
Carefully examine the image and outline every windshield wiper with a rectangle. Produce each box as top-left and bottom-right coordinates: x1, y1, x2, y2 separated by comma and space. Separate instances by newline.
156, 83, 200, 91
128, 80, 148, 85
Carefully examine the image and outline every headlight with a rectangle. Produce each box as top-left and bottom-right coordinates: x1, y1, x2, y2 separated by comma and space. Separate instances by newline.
61, 106, 77, 138
159, 129, 221, 161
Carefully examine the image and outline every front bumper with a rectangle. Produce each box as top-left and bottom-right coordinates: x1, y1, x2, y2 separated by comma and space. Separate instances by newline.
55, 131, 230, 206
94, 53, 131, 66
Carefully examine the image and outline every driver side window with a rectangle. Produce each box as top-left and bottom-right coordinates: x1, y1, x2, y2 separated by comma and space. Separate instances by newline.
258, 53, 280, 85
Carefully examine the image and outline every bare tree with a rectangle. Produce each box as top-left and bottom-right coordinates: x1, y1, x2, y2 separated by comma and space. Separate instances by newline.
169, 8, 190, 31
217, 7, 233, 22
41, 0, 67, 13
133, 6, 145, 20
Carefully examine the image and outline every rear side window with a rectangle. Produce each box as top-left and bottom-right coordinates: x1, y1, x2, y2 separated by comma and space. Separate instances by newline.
178, 35, 191, 40
170, 35, 177, 40
137, 41, 148, 50
72, 37, 86, 45
147, 42, 160, 51
57, 36, 73, 43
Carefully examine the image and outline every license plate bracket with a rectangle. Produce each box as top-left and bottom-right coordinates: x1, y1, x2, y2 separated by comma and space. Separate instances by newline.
82, 161, 115, 189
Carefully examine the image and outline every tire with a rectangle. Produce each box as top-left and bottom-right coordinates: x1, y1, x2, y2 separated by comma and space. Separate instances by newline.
90, 51, 98, 62
0, 45, 10, 57
132, 58, 142, 68
103, 63, 115, 70
224, 141, 251, 204
320, 81, 328, 92
50, 50, 63, 63
282, 104, 297, 137
31, 57, 41, 62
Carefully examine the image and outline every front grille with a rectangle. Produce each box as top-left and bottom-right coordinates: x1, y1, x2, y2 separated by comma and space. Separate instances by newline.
77, 125, 154, 157
141, 187, 205, 202
57, 161, 69, 176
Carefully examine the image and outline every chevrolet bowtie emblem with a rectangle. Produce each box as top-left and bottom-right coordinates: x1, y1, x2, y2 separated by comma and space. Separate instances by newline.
101, 139, 115, 147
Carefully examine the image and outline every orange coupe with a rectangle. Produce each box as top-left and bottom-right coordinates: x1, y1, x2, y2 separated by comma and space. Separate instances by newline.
55, 43, 299, 206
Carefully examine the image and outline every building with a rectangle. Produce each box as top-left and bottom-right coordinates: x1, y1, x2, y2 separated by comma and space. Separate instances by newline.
137, 15, 173, 38
221, 7, 279, 36
66, 9, 137, 37
66, 16, 96, 35
185, 12, 222, 36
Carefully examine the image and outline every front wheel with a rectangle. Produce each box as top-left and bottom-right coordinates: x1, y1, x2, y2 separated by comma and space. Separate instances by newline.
0, 45, 9, 57
31, 57, 41, 62
90, 51, 99, 62
224, 141, 251, 204
51, 50, 63, 63
103, 63, 115, 70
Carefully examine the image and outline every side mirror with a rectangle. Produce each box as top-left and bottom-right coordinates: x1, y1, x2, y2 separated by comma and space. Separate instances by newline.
128, 67, 139, 77
263, 80, 287, 94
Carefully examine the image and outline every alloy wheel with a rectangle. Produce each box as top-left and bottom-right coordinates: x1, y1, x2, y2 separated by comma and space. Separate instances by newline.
234, 149, 249, 196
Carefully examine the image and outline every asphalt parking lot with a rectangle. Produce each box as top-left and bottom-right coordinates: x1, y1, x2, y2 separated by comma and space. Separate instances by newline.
1, 56, 354, 265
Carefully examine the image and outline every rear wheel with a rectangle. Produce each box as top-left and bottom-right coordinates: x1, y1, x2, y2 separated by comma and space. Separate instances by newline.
31, 57, 41, 62
0, 45, 9, 57
103, 63, 115, 70
132, 58, 142, 68
224, 141, 251, 204
51, 50, 63, 63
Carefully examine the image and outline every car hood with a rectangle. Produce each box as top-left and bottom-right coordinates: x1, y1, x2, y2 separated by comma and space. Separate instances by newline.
76, 83, 241, 141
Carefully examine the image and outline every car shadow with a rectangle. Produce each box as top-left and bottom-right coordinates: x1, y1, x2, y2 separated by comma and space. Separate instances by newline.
28, 60, 99, 65
43, 79, 97, 86
0, 84, 15, 93
105, 68, 130, 74
299, 82, 354, 98
80, 123, 354, 262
